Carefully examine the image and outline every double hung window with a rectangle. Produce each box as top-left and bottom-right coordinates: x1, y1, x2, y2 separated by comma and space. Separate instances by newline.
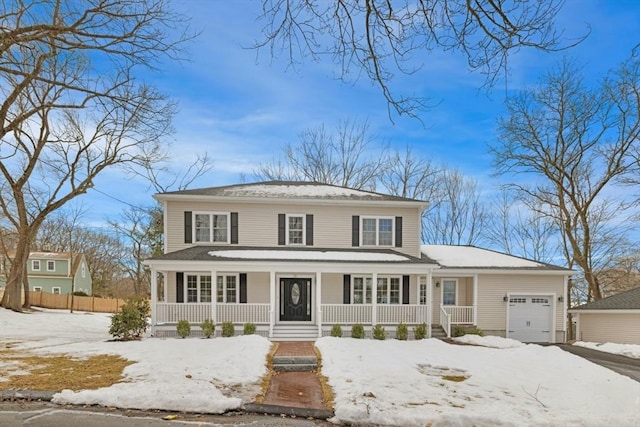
217, 275, 237, 303
287, 215, 304, 245
361, 217, 394, 246
352, 277, 372, 304
194, 212, 229, 243
376, 277, 401, 304
32, 260, 41, 271
47, 260, 55, 271
442, 279, 457, 306
185, 275, 213, 303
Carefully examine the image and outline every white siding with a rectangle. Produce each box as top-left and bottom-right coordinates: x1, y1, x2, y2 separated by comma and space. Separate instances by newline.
164, 200, 421, 256
577, 312, 640, 345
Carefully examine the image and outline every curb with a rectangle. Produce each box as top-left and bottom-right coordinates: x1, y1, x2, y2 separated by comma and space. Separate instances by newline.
0, 390, 54, 401
242, 403, 334, 420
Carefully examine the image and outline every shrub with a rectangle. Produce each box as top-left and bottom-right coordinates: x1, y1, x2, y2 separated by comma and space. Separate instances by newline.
221, 321, 235, 337
395, 323, 408, 340
243, 322, 256, 335
413, 323, 427, 340
452, 325, 485, 337
351, 323, 365, 339
108, 297, 150, 341
176, 320, 191, 338
200, 319, 215, 338
330, 324, 343, 337
372, 324, 386, 340
72, 291, 88, 296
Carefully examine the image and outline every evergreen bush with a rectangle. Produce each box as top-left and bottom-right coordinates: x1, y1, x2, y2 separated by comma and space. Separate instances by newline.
201, 319, 215, 338
243, 322, 256, 335
413, 322, 427, 340
330, 324, 343, 337
108, 297, 150, 341
372, 324, 386, 340
452, 325, 485, 337
395, 323, 408, 340
351, 323, 365, 339
176, 320, 191, 338
221, 321, 235, 337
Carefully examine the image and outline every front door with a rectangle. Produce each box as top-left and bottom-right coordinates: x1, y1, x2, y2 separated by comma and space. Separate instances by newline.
280, 278, 312, 321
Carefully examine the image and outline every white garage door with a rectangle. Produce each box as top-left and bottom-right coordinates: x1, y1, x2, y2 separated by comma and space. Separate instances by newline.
508, 295, 553, 342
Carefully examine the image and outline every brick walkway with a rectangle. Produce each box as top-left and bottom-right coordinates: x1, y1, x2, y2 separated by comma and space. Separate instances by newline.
262, 342, 328, 410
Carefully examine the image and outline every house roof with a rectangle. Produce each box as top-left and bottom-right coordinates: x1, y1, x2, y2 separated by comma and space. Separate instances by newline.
571, 287, 640, 311
155, 181, 428, 204
420, 245, 572, 271
149, 246, 435, 265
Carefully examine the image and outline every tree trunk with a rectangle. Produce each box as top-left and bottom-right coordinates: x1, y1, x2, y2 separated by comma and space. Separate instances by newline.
0, 242, 30, 312
22, 263, 30, 309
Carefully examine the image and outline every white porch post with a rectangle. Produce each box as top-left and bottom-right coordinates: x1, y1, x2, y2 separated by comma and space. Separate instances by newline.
472, 274, 478, 326
211, 270, 217, 323
150, 267, 157, 329
426, 270, 433, 338
162, 271, 168, 302
316, 271, 322, 338
371, 272, 378, 326
269, 271, 276, 339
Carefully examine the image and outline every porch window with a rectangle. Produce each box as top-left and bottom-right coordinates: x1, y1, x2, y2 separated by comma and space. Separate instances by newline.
376, 277, 401, 304
287, 215, 304, 245
442, 279, 457, 305
194, 212, 229, 243
186, 274, 213, 303
217, 275, 237, 303
419, 277, 427, 304
352, 277, 372, 304
361, 217, 394, 246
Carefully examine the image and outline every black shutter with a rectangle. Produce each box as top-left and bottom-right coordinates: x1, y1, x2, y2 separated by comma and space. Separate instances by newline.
343, 274, 351, 304
176, 272, 184, 303
306, 214, 314, 246
278, 214, 285, 245
395, 216, 403, 248
352, 216, 360, 247
184, 212, 192, 244
239, 273, 247, 303
231, 212, 239, 244
402, 275, 410, 304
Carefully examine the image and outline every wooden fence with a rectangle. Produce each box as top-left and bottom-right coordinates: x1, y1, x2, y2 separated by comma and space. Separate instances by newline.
30, 291, 125, 313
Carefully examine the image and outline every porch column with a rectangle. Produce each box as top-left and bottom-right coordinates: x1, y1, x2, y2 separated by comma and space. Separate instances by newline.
316, 271, 322, 338
269, 271, 276, 339
472, 274, 478, 325
210, 270, 217, 323
163, 271, 168, 302
150, 267, 157, 328
426, 270, 433, 338
371, 272, 377, 326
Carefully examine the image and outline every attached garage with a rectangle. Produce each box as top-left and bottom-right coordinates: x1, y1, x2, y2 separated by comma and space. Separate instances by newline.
507, 294, 554, 343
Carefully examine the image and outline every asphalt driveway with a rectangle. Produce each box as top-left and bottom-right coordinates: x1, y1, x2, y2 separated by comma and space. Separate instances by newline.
554, 344, 640, 382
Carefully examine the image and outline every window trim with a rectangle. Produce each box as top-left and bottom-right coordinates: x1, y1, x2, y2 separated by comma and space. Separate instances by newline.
419, 277, 427, 305
360, 216, 395, 247
32, 260, 41, 271
351, 275, 402, 305
52, 287, 61, 294
217, 274, 239, 304
285, 214, 305, 246
47, 260, 55, 272
33, 286, 42, 292
193, 211, 231, 244
185, 274, 214, 303
441, 278, 458, 306
351, 276, 372, 304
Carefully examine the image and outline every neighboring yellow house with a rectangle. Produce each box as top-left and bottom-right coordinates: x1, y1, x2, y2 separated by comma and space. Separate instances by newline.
569, 287, 640, 345
144, 181, 573, 342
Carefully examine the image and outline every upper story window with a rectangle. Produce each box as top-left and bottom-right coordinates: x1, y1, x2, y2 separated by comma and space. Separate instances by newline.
287, 214, 305, 245
194, 212, 229, 243
47, 260, 55, 272
32, 260, 41, 271
361, 217, 394, 246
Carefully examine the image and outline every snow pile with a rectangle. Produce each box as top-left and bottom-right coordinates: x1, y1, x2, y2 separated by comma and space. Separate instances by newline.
421, 245, 545, 268
316, 337, 640, 426
209, 249, 410, 262
574, 341, 640, 359
452, 334, 525, 348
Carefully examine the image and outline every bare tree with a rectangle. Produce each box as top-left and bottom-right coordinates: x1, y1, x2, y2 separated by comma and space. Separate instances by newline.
379, 146, 442, 200
0, 1, 193, 311
254, 0, 581, 119
254, 119, 386, 190
491, 56, 640, 302
422, 168, 488, 245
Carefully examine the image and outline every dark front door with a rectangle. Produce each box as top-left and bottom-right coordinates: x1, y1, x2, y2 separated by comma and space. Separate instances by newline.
280, 278, 312, 321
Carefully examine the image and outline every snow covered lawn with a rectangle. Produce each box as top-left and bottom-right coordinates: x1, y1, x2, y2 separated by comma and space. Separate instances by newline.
1, 308, 639, 426
574, 341, 640, 359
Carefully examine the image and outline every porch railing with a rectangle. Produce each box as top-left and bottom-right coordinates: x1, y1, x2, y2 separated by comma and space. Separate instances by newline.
442, 305, 474, 324
440, 306, 452, 338
321, 304, 428, 325
155, 303, 270, 324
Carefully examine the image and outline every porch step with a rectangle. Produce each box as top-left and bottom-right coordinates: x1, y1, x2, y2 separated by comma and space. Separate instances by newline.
431, 324, 448, 339
271, 325, 319, 342
272, 356, 318, 372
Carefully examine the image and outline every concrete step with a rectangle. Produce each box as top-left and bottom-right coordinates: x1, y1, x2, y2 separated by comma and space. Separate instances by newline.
273, 363, 318, 372
273, 356, 317, 365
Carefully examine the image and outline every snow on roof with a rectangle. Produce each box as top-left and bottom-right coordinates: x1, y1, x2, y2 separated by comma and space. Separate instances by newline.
208, 249, 411, 262
421, 245, 546, 268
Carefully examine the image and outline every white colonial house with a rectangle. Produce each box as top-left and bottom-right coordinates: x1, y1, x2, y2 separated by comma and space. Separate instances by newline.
144, 181, 572, 342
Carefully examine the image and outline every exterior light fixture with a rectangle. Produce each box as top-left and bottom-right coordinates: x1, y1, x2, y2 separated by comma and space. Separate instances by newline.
503, 295, 508, 302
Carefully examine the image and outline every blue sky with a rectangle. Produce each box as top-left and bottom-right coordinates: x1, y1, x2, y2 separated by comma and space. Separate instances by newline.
85, 0, 640, 227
